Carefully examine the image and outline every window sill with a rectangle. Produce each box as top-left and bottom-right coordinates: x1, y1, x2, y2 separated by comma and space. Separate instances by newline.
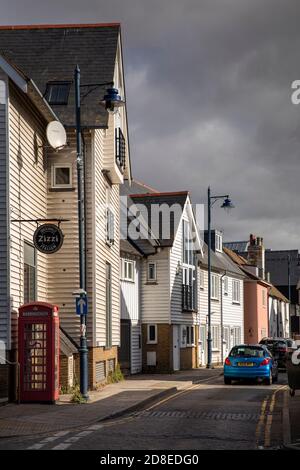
147, 341, 157, 345
122, 279, 135, 283
232, 301, 241, 305
49, 187, 75, 192
211, 298, 219, 302
145, 281, 158, 285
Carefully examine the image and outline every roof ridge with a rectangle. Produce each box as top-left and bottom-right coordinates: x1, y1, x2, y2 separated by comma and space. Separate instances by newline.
130, 191, 189, 198
0, 23, 120, 30
132, 179, 159, 193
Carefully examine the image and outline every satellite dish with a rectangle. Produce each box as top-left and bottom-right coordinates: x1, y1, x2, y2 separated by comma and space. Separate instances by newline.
46, 121, 67, 150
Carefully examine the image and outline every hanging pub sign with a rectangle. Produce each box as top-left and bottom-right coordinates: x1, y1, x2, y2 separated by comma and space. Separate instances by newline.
33, 223, 64, 254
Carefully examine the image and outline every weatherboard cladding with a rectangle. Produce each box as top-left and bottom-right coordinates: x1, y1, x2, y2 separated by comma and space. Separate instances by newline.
0, 72, 8, 346
0, 25, 120, 127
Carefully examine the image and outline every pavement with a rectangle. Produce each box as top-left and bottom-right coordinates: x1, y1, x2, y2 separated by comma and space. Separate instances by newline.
283, 388, 300, 450
0, 368, 222, 439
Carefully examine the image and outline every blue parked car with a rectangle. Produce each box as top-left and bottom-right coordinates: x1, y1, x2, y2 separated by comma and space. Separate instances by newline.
224, 344, 278, 385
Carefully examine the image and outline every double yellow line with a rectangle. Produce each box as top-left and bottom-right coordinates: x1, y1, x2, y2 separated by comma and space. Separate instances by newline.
256, 385, 286, 448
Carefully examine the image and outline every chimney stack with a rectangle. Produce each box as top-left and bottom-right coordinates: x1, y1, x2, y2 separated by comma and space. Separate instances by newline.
247, 234, 265, 279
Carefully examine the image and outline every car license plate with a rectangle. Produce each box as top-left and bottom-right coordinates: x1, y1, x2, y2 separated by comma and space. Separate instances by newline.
237, 362, 254, 367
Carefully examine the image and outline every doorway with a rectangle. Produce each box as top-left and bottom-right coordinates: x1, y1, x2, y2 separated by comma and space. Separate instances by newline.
173, 325, 180, 371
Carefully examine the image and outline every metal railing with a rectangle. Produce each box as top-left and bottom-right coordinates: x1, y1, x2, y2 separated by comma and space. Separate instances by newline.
115, 127, 126, 172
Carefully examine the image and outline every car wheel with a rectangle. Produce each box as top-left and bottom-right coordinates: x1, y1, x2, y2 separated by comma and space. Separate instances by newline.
224, 377, 231, 385
265, 371, 272, 386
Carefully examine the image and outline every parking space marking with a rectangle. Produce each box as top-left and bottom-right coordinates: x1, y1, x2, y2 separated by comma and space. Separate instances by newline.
27, 430, 70, 450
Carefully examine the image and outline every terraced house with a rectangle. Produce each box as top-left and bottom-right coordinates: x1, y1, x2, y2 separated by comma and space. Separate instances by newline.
0, 23, 131, 399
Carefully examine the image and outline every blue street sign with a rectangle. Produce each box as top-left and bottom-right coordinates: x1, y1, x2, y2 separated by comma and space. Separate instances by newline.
76, 295, 88, 316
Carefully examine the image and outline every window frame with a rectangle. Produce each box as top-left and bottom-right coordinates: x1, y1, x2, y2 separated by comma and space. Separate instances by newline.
215, 232, 223, 252
186, 325, 195, 347
147, 324, 157, 344
199, 269, 205, 289
122, 259, 135, 282
51, 163, 73, 189
232, 279, 241, 304
223, 276, 229, 295
147, 262, 157, 282
45, 81, 72, 105
211, 274, 220, 300
23, 241, 37, 304
212, 324, 220, 351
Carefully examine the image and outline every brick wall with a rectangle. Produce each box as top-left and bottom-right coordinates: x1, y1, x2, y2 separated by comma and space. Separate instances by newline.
88, 346, 118, 389
142, 324, 172, 373
0, 364, 8, 402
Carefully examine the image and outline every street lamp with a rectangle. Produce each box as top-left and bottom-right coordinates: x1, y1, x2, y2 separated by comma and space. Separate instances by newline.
74, 65, 124, 399
207, 186, 234, 369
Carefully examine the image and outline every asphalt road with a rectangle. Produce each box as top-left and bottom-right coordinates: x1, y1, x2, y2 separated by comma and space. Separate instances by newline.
0, 372, 287, 451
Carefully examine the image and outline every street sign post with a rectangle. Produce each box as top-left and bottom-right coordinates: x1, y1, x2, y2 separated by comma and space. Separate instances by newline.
76, 295, 88, 316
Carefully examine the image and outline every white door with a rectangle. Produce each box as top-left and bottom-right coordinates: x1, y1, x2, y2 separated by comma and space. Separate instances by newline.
173, 325, 180, 371
199, 325, 207, 366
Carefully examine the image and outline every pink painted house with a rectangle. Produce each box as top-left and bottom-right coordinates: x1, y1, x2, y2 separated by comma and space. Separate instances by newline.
224, 247, 270, 344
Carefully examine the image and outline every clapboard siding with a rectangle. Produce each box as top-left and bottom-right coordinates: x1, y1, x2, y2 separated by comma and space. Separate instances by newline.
9, 85, 48, 335
198, 267, 222, 364
120, 257, 140, 323
47, 131, 84, 342
222, 275, 244, 347
0, 75, 8, 346
94, 123, 121, 347
141, 249, 170, 324
170, 207, 197, 325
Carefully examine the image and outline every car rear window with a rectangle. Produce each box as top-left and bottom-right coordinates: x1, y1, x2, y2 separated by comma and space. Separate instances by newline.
230, 346, 265, 358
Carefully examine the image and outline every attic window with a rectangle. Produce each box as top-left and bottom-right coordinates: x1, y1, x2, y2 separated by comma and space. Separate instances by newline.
45, 81, 71, 105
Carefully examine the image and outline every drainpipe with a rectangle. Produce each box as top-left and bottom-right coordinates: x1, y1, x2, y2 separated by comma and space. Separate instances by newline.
220, 271, 227, 363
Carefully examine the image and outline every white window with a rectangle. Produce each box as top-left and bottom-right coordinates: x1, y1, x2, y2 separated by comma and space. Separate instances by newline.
180, 325, 187, 348
147, 324, 157, 344
122, 259, 135, 282
199, 269, 205, 289
51, 163, 72, 188
215, 232, 222, 252
186, 326, 195, 346
106, 207, 115, 246
232, 326, 241, 346
147, 262, 157, 282
223, 276, 228, 295
211, 274, 219, 300
212, 325, 220, 350
232, 279, 240, 304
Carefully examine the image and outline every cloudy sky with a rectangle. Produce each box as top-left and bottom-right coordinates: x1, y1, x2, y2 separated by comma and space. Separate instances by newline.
1, 0, 300, 249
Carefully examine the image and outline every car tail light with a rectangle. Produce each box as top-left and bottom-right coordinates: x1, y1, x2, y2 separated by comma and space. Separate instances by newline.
260, 358, 270, 366
225, 357, 231, 366
278, 348, 287, 353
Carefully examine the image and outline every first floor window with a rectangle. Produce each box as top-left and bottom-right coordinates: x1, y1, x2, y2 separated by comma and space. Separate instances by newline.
212, 325, 220, 350
51, 164, 72, 188
24, 242, 36, 303
232, 326, 241, 346
223, 276, 229, 295
122, 259, 135, 281
211, 274, 219, 300
186, 326, 195, 346
147, 324, 157, 344
147, 262, 157, 281
232, 279, 241, 303
106, 263, 112, 348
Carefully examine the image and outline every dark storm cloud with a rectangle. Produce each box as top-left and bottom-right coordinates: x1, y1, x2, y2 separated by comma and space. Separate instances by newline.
1, 0, 300, 248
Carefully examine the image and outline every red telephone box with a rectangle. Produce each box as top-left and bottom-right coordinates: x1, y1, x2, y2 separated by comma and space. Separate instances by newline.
18, 302, 60, 403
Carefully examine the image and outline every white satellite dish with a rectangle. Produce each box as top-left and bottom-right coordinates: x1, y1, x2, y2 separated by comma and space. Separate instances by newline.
46, 121, 67, 150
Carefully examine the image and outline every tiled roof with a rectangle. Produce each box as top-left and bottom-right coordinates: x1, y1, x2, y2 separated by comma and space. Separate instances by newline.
223, 247, 248, 265
129, 192, 188, 247
269, 285, 289, 302
0, 24, 120, 127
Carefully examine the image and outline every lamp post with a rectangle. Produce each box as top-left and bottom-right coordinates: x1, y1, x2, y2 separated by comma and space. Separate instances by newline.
74, 65, 124, 399
207, 186, 234, 369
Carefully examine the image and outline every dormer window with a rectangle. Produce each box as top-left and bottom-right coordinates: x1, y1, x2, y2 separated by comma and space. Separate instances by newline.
45, 81, 71, 105
215, 232, 223, 252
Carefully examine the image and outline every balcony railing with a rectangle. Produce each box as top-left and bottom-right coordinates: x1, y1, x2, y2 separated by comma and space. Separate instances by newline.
182, 284, 196, 312
115, 127, 126, 173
